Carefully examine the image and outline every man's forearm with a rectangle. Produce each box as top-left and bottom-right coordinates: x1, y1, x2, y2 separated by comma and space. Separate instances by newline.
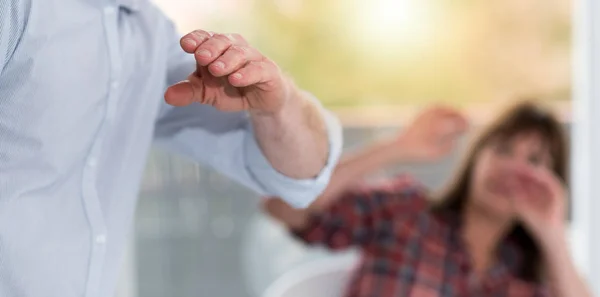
250, 83, 329, 179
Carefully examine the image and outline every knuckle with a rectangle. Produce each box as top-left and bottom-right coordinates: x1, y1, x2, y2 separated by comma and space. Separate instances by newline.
263, 59, 279, 70
229, 45, 248, 56
213, 33, 233, 42
196, 45, 213, 54
262, 57, 275, 65
249, 60, 264, 69
231, 33, 246, 42
190, 29, 209, 39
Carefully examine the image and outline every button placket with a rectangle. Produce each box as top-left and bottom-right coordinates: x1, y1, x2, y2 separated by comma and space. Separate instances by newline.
95, 234, 107, 245
82, 5, 122, 297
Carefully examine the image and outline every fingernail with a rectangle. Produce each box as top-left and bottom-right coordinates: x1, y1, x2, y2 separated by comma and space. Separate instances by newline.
183, 38, 197, 47
212, 61, 225, 69
231, 73, 242, 79
196, 49, 211, 58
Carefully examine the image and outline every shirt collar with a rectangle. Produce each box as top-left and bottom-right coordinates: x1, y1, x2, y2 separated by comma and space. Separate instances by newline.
116, 0, 143, 12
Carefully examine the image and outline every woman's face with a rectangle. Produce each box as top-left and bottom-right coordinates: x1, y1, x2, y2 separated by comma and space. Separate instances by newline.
468, 132, 553, 221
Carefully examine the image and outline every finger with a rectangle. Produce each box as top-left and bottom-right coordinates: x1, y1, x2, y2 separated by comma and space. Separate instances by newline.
507, 173, 524, 197
428, 105, 454, 113
228, 33, 249, 46
263, 197, 291, 216
208, 45, 263, 77
513, 168, 544, 193
512, 172, 540, 198
522, 180, 546, 206
260, 196, 278, 207
513, 168, 558, 211
437, 118, 468, 143
180, 30, 213, 53
228, 60, 279, 88
193, 67, 222, 106
260, 196, 273, 204
534, 167, 564, 195
428, 107, 469, 135
443, 111, 469, 132
430, 105, 463, 120
516, 166, 561, 197
194, 33, 240, 67
164, 80, 196, 107
194, 67, 249, 111
522, 169, 569, 220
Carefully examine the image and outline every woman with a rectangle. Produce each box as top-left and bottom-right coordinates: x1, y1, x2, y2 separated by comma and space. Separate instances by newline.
263, 101, 592, 297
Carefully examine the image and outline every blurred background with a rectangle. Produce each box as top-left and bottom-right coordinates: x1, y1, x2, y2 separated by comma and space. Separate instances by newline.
116, 0, 576, 296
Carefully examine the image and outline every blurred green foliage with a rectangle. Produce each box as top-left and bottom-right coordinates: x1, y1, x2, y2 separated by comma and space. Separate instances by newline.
208, 0, 572, 109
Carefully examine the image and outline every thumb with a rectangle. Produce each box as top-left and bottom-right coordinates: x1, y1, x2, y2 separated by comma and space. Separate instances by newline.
260, 196, 277, 209
165, 71, 208, 107
261, 197, 290, 217
164, 80, 196, 107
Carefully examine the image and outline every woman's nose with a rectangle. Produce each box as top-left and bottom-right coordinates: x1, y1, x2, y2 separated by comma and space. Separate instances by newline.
497, 158, 527, 176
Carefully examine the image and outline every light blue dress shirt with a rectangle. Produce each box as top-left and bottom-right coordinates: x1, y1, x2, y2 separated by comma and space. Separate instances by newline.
0, 0, 343, 296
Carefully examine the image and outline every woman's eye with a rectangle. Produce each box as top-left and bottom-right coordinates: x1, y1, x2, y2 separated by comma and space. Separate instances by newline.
529, 156, 542, 166
528, 155, 544, 167
494, 143, 511, 156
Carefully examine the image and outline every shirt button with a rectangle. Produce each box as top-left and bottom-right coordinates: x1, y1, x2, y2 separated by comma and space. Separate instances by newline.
88, 158, 97, 168
104, 6, 117, 15
95, 234, 107, 244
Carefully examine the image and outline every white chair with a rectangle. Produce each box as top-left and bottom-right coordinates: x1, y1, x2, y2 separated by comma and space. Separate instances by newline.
262, 256, 357, 297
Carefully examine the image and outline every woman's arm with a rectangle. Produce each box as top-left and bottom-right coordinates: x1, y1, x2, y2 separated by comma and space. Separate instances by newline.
540, 233, 593, 297
308, 139, 414, 210
309, 106, 468, 210
262, 138, 419, 234
509, 166, 593, 297
265, 107, 467, 236
264, 175, 428, 250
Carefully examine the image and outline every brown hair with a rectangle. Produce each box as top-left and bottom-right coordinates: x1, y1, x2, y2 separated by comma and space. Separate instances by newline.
431, 100, 569, 282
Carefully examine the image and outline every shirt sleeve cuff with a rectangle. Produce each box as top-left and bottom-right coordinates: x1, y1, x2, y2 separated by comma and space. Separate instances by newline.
243, 94, 343, 208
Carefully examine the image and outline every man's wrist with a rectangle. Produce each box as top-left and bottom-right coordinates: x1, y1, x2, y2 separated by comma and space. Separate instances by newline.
249, 77, 299, 119
247, 79, 330, 179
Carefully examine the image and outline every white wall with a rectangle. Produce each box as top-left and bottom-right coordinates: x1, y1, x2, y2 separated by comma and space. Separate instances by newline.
571, 0, 599, 294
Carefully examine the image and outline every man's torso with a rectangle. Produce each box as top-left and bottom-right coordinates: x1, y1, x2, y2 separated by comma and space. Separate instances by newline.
0, 0, 174, 296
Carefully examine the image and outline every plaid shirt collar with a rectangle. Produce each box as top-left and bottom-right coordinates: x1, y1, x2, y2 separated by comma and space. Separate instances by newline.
439, 210, 515, 288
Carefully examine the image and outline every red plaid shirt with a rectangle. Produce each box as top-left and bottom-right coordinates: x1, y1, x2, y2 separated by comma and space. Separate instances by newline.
293, 175, 550, 297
